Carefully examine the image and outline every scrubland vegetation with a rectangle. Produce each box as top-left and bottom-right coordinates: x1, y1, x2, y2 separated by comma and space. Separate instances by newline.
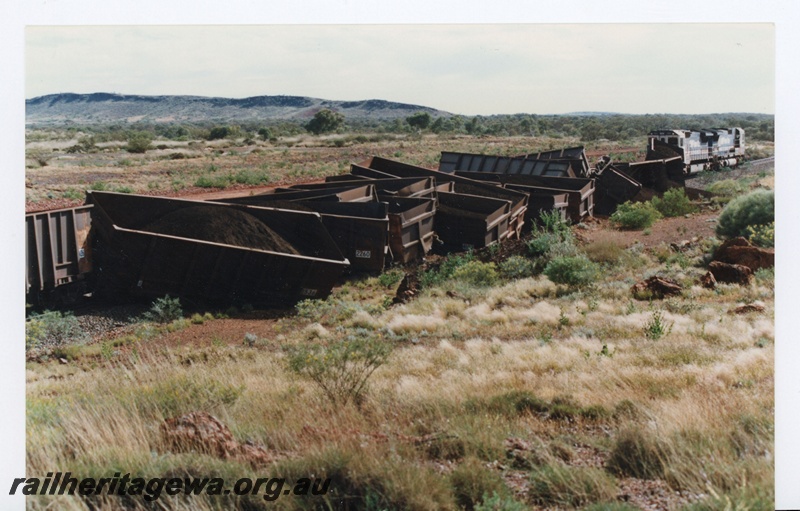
25, 163, 775, 509
23, 110, 776, 509
24, 112, 774, 207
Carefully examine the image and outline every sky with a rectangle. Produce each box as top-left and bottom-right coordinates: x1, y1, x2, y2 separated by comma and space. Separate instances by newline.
25, 24, 774, 116
3, 2, 800, 511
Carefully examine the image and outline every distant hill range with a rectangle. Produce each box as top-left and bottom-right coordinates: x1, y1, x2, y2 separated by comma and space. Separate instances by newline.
26, 93, 449, 125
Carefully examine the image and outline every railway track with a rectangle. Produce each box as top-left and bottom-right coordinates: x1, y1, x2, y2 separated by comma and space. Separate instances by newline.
746, 156, 775, 168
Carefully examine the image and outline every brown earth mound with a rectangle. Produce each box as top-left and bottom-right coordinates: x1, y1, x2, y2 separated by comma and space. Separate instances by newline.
145, 205, 299, 254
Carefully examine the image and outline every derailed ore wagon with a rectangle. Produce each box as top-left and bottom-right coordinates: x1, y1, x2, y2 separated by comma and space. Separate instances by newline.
87, 191, 350, 305
358, 156, 529, 243
217, 192, 392, 273
26, 205, 94, 304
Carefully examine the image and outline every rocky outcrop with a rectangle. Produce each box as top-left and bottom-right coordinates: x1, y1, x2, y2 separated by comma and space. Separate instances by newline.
708, 261, 754, 285
713, 237, 774, 272
631, 276, 683, 300
161, 412, 272, 466
699, 271, 716, 289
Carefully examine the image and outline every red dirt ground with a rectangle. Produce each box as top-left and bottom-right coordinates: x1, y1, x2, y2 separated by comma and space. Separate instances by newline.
577, 209, 719, 249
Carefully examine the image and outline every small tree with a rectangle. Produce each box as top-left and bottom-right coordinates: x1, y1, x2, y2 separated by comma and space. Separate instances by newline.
305, 109, 345, 135
406, 111, 432, 131
125, 131, 153, 153
207, 126, 231, 141
257, 127, 272, 141
283, 330, 392, 406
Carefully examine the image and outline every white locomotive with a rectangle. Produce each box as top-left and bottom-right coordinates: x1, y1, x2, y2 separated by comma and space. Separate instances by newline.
647, 128, 745, 175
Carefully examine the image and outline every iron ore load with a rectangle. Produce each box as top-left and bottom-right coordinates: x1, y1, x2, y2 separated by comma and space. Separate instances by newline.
25, 128, 744, 306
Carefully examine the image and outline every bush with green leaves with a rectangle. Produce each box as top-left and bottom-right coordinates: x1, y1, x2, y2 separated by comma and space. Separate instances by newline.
651, 188, 696, 217
537, 209, 572, 237
420, 252, 476, 287
283, 329, 392, 406
451, 260, 499, 287
499, 256, 536, 280
378, 269, 405, 288
142, 295, 183, 324
26, 310, 87, 350
125, 131, 153, 153
643, 310, 673, 340
544, 255, 599, 288
527, 209, 576, 261
716, 189, 774, 239
305, 109, 345, 135
610, 201, 662, 230
527, 231, 563, 258
746, 221, 774, 248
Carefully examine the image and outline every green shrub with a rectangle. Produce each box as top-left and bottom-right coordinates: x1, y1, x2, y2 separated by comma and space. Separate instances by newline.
452, 260, 499, 286
378, 269, 405, 288
643, 310, 672, 340
421, 252, 476, 287
745, 221, 774, 248
610, 201, 662, 230
26, 310, 87, 350
449, 457, 509, 511
538, 209, 571, 237
194, 175, 231, 188
526, 231, 563, 258
142, 295, 183, 324
651, 188, 696, 217
125, 131, 153, 153
716, 189, 774, 239
544, 255, 599, 287
499, 256, 536, 280
232, 169, 271, 185
283, 329, 392, 405
207, 126, 231, 140
529, 465, 617, 507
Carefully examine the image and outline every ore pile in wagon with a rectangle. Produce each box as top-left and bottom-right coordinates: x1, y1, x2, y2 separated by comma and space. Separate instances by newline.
87, 191, 349, 305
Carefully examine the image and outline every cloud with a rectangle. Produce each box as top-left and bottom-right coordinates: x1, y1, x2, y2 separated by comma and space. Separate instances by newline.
25, 24, 774, 114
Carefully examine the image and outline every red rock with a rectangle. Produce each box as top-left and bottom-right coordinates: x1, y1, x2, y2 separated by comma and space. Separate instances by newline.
714, 237, 774, 271
631, 276, 683, 299
708, 261, 753, 285
699, 271, 716, 289
729, 303, 766, 314
161, 412, 272, 466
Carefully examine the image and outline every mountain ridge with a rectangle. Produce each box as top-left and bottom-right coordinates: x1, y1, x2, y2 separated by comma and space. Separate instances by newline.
26, 92, 449, 125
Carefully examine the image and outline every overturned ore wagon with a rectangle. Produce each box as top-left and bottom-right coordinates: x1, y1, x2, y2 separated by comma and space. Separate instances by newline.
88, 191, 349, 305
216, 194, 390, 273
453, 171, 595, 224
360, 156, 528, 241
26, 205, 94, 304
